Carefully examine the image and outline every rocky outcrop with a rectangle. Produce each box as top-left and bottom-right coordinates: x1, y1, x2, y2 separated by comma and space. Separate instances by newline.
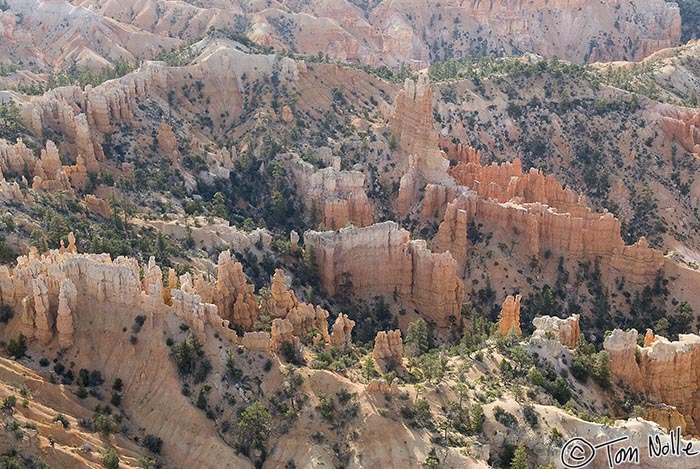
330, 313, 355, 350
656, 106, 700, 156
143, 217, 271, 254
366, 377, 399, 395
532, 314, 580, 348
0, 233, 240, 348
644, 329, 657, 348
199, 251, 258, 330
269, 269, 298, 319
0, 138, 98, 192
156, 120, 179, 161
20, 62, 167, 167
241, 331, 272, 353
498, 295, 522, 336
271, 318, 298, 353
390, 76, 451, 185
305, 222, 464, 328
372, 330, 403, 368
56, 278, 76, 349
644, 405, 687, 433
604, 330, 700, 435
434, 193, 665, 284
283, 153, 373, 229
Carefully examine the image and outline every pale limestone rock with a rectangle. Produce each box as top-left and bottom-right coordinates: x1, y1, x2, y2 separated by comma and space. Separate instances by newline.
271, 318, 298, 353
56, 279, 77, 348
290, 230, 299, 252
19, 296, 35, 339
330, 313, 355, 350
242, 331, 271, 352
32, 275, 52, 345
531, 314, 580, 348
372, 330, 403, 364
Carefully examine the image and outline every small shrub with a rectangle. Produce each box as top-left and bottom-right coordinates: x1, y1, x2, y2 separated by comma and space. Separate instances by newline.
110, 393, 122, 407
39, 358, 50, 367
101, 448, 120, 469
493, 406, 518, 428
0, 304, 13, 324
7, 334, 27, 358
2, 395, 16, 409
112, 378, 123, 391
53, 413, 70, 429
142, 434, 163, 454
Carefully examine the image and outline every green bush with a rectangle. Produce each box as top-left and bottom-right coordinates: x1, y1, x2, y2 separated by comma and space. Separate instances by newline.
7, 334, 27, 359
142, 434, 163, 454
0, 304, 13, 324
101, 448, 120, 469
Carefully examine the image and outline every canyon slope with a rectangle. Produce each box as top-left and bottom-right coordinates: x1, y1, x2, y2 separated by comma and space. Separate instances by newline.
1, 1, 700, 468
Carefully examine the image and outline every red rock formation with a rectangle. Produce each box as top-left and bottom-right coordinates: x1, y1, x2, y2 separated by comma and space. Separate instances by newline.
269, 269, 298, 318
604, 330, 700, 434
644, 329, 657, 348
330, 313, 355, 350
203, 251, 259, 330
305, 222, 464, 328
434, 193, 665, 284
284, 153, 373, 229
389, 75, 451, 184
644, 405, 687, 433
656, 106, 700, 156
366, 378, 399, 395
156, 120, 180, 161
498, 295, 522, 336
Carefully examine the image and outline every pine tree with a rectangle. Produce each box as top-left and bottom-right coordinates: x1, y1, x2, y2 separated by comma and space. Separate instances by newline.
511, 443, 528, 469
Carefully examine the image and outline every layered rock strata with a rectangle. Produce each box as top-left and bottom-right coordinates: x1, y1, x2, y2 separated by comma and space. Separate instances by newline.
604, 329, 700, 435
304, 222, 464, 328
282, 153, 373, 229
372, 330, 403, 366
498, 295, 522, 336
532, 314, 581, 348
434, 193, 665, 284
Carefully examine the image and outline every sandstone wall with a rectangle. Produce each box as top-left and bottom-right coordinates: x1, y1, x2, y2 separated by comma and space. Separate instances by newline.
604, 329, 700, 435
434, 193, 665, 284
304, 221, 464, 327
283, 153, 373, 229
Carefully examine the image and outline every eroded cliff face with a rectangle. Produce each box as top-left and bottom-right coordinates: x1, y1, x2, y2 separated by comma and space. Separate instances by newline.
656, 105, 700, 156
0, 0, 180, 70
283, 153, 373, 230
604, 329, 700, 435
304, 222, 464, 328
76, 0, 681, 66
390, 75, 451, 183
433, 191, 665, 284
498, 295, 522, 336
